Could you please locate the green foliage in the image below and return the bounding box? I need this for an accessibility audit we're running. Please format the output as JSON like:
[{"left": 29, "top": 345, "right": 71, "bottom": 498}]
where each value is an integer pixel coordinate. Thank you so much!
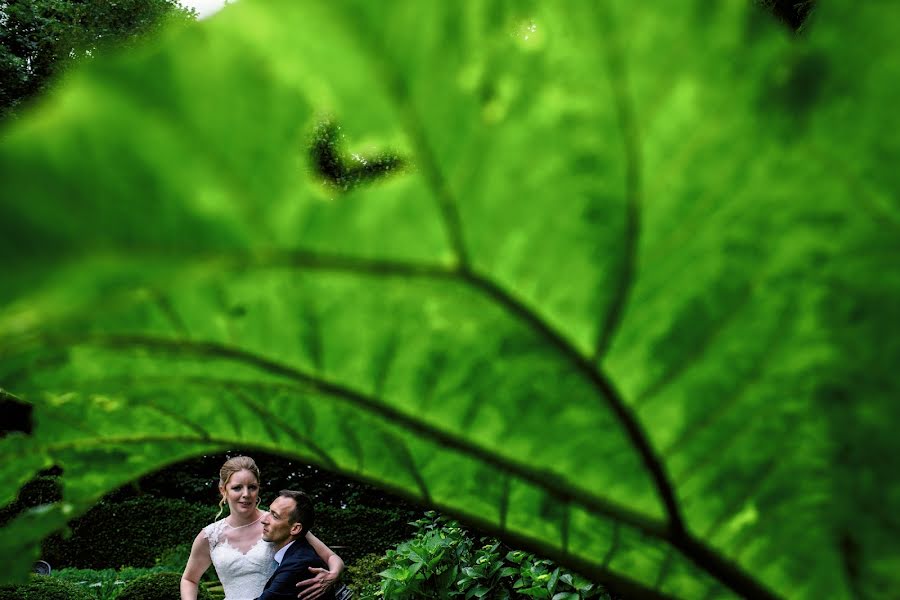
[
  {"left": 0, "top": 575, "right": 94, "bottom": 600},
  {"left": 153, "top": 542, "right": 219, "bottom": 585},
  {"left": 42, "top": 498, "right": 215, "bottom": 569},
  {"left": 53, "top": 565, "right": 202, "bottom": 600},
  {"left": 1, "top": 0, "right": 900, "bottom": 598},
  {"left": 344, "top": 553, "right": 391, "bottom": 599},
  {"left": 54, "top": 568, "right": 133, "bottom": 600},
  {"left": 0, "top": 0, "right": 195, "bottom": 120},
  {"left": 155, "top": 544, "right": 193, "bottom": 574},
  {"left": 379, "top": 513, "right": 610, "bottom": 600},
  {"left": 117, "top": 572, "right": 211, "bottom": 600},
  {"left": 380, "top": 514, "right": 473, "bottom": 599},
  {"left": 136, "top": 451, "right": 421, "bottom": 511}
]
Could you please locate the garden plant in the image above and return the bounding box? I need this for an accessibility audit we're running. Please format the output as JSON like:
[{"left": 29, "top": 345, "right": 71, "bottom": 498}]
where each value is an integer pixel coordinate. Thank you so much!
[
  {"left": 378, "top": 512, "right": 611, "bottom": 599},
  {"left": 116, "top": 572, "right": 212, "bottom": 600},
  {"left": 0, "top": 575, "right": 94, "bottom": 600}
]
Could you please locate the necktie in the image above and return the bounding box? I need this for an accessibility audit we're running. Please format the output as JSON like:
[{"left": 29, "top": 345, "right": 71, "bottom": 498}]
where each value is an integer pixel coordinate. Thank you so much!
[{"left": 271, "top": 559, "right": 279, "bottom": 573}]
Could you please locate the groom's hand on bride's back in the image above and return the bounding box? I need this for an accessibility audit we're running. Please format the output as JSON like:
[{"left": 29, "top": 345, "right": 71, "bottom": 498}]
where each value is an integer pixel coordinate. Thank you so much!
[{"left": 295, "top": 566, "right": 337, "bottom": 600}]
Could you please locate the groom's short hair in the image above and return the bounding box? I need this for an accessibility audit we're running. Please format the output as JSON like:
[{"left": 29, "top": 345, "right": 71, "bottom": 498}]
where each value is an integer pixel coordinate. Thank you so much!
[{"left": 278, "top": 489, "right": 315, "bottom": 535}]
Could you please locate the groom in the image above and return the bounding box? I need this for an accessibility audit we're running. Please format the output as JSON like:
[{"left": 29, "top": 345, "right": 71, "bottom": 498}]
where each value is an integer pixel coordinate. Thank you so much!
[{"left": 256, "top": 490, "right": 336, "bottom": 600}]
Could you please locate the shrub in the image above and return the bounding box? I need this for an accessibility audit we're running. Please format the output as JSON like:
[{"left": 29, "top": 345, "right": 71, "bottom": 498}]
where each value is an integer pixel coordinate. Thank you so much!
[
  {"left": 344, "top": 552, "right": 391, "bottom": 599},
  {"left": 117, "top": 572, "right": 211, "bottom": 600},
  {"left": 316, "top": 505, "right": 417, "bottom": 563},
  {"left": 0, "top": 575, "right": 94, "bottom": 600},
  {"left": 42, "top": 497, "right": 216, "bottom": 569},
  {"left": 379, "top": 514, "right": 473, "bottom": 599},
  {"left": 53, "top": 568, "right": 121, "bottom": 600},
  {"left": 379, "top": 513, "right": 612, "bottom": 599},
  {"left": 54, "top": 566, "right": 177, "bottom": 600}
]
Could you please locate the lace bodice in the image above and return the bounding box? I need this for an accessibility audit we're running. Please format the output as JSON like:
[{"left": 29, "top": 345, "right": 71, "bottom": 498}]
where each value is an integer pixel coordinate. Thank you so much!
[{"left": 203, "top": 516, "right": 275, "bottom": 600}]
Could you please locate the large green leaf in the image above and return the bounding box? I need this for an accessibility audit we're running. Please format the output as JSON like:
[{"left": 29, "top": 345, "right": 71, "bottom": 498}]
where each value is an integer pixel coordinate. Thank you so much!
[{"left": 2, "top": 1, "right": 899, "bottom": 598}]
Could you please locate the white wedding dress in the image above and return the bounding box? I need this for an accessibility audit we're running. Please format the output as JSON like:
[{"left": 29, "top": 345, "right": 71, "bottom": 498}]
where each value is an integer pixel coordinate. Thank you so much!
[{"left": 203, "top": 516, "right": 276, "bottom": 600}]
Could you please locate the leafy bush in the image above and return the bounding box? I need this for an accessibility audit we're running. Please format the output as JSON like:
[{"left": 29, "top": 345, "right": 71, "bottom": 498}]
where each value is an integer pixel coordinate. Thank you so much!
[
  {"left": 117, "top": 572, "right": 211, "bottom": 600},
  {"left": 316, "top": 505, "right": 418, "bottom": 563},
  {"left": 42, "top": 498, "right": 216, "bottom": 569},
  {"left": 380, "top": 514, "right": 473, "bottom": 598},
  {"left": 379, "top": 513, "right": 611, "bottom": 599},
  {"left": 0, "top": 575, "right": 94, "bottom": 600},
  {"left": 53, "top": 568, "right": 122, "bottom": 600},
  {"left": 344, "top": 553, "right": 391, "bottom": 599},
  {"left": 53, "top": 567, "right": 176, "bottom": 600}
]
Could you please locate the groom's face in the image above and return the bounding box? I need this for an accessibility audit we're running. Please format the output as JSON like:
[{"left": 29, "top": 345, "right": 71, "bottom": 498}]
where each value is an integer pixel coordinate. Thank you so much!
[{"left": 261, "top": 495, "right": 301, "bottom": 544}]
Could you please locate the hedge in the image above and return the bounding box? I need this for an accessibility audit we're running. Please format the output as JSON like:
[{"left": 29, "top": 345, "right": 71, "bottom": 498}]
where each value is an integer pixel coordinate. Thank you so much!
[
  {"left": 136, "top": 452, "right": 425, "bottom": 512},
  {"left": 42, "top": 497, "right": 217, "bottom": 569},
  {"left": 117, "top": 572, "right": 211, "bottom": 600},
  {"left": 0, "top": 576, "right": 94, "bottom": 600},
  {"left": 7, "top": 474, "right": 415, "bottom": 569},
  {"left": 315, "top": 505, "right": 417, "bottom": 563}
]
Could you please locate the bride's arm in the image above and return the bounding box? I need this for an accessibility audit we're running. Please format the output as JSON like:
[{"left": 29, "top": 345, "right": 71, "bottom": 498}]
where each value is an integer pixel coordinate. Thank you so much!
[
  {"left": 295, "top": 531, "right": 344, "bottom": 600},
  {"left": 181, "top": 530, "right": 213, "bottom": 600}
]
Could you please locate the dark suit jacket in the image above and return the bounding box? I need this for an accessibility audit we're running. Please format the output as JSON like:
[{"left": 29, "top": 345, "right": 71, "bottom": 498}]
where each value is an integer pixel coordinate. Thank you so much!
[{"left": 255, "top": 537, "right": 335, "bottom": 600}]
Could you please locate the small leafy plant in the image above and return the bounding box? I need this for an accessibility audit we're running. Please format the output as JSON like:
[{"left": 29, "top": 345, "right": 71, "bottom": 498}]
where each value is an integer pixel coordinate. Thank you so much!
[{"left": 379, "top": 513, "right": 611, "bottom": 599}]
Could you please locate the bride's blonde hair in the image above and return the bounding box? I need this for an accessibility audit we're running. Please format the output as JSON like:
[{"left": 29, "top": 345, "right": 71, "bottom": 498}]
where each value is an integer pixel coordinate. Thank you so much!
[{"left": 216, "top": 455, "right": 261, "bottom": 519}]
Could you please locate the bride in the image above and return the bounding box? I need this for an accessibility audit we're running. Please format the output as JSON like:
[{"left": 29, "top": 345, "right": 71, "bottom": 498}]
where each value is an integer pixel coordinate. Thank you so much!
[{"left": 180, "top": 456, "right": 343, "bottom": 600}]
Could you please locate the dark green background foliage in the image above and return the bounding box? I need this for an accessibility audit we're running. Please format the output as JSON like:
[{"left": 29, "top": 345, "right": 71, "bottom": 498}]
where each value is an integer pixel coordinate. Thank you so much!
[
  {"left": 42, "top": 498, "right": 215, "bottom": 569},
  {"left": 0, "top": 0, "right": 195, "bottom": 120},
  {"left": 1, "top": 1, "right": 899, "bottom": 599},
  {"left": 0, "top": 575, "right": 94, "bottom": 600},
  {"left": 1, "top": 454, "right": 419, "bottom": 570},
  {"left": 135, "top": 451, "right": 422, "bottom": 511},
  {"left": 316, "top": 505, "right": 417, "bottom": 563},
  {"left": 117, "top": 572, "right": 211, "bottom": 600}
]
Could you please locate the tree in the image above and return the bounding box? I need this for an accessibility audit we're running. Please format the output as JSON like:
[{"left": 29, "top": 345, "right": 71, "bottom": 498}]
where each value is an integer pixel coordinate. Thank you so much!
[{"left": 0, "top": 0, "right": 195, "bottom": 120}]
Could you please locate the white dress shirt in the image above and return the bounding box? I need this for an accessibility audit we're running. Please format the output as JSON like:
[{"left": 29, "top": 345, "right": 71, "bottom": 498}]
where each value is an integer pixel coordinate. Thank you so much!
[{"left": 273, "top": 540, "right": 296, "bottom": 565}]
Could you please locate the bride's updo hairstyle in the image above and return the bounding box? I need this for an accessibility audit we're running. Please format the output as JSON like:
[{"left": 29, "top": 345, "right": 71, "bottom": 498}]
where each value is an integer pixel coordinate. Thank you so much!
[{"left": 216, "top": 455, "right": 261, "bottom": 519}]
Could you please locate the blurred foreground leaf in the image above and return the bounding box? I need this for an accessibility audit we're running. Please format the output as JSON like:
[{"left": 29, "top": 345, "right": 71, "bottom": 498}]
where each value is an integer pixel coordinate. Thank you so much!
[{"left": 1, "top": 1, "right": 899, "bottom": 598}]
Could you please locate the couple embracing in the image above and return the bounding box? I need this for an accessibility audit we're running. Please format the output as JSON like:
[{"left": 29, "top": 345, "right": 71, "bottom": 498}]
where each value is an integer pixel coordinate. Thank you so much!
[{"left": 180, "top": 456, "right": 342, "bottom": 600}]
